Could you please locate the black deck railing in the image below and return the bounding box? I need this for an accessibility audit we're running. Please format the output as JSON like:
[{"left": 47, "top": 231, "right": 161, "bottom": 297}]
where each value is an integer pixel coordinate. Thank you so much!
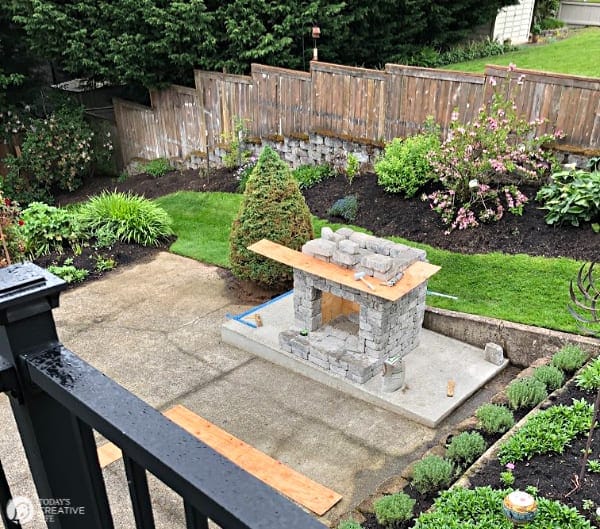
[{"left": 0, "top": 263, "right": 326, "bottom": 529}]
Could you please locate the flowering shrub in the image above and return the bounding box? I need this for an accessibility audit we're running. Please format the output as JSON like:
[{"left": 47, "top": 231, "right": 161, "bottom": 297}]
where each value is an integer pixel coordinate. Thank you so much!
[
  {"left": 0, "top": 107, "right": 30, "bottom": 142},
  {"left": 235, "top": 155, "right": 258, "bottom": 192},
  {"left": 425, "top": 67, "right": 562, "bottom": 231},
  {"left": 0, "top": 192, "right": 26, "bottom": 267},
  {"left": 2, "top": 103, "right": 113, "bottom": 204},
  {"left": 426, "top": 183, "right": 529, "bottom": 232}
]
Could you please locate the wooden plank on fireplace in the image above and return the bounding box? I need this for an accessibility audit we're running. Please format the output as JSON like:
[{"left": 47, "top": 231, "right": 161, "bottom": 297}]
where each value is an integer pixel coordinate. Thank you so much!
[{"left": 249, "top": 239, "right": 440, "bottom": 302}]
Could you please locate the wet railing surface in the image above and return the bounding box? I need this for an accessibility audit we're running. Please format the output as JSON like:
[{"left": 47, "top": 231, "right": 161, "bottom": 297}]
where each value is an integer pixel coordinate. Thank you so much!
[{"left": 0, "top": 263, "right": 326, "bottom": 529}]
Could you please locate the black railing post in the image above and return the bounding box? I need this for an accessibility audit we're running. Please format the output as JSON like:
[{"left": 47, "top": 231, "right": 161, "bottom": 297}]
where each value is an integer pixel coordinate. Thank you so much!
[{"left": 0, "top": 263, "right": 114, "bottom": 529}]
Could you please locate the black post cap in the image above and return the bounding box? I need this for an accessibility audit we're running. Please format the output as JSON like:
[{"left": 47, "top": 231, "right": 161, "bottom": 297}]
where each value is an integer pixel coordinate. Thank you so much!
[{"left": 0, "top": 262, "right": 66, "bottom": 312}]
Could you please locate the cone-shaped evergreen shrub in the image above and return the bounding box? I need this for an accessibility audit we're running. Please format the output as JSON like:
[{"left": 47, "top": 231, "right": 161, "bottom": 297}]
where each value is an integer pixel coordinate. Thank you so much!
[{"left": 229, "top": 146, "right": 313, "bottom": 287}]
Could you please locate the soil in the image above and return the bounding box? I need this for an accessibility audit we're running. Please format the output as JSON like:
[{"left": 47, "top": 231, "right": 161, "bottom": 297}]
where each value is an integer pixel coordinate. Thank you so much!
[
  {"left": 47, "top": 168, "right": 599, "bottom": 525},
  {"left": 57, "top": 168, "right": 598, "bottom": 263}
]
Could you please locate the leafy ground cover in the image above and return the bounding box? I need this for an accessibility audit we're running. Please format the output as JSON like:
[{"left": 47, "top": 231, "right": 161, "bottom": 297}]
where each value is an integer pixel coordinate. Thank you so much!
[
  {"left": 354, "top": 353, "right": 600, "bottom": 529},
  {"left": 447, "top": 27, "right": 600, "bottom": 77}
]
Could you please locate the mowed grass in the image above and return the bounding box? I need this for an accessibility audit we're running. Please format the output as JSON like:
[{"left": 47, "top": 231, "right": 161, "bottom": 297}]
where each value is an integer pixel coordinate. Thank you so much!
[
  {"left": 447, "top": 27, "right": 600, "bottom": 77},
  {"left": 156, "top": 191, "right": 582, "bottom": 333},
  {"left": 155, "top": 191, "right": 242, "bottom": 267}
]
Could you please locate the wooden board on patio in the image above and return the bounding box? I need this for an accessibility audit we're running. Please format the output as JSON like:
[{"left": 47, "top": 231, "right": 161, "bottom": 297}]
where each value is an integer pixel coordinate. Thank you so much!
[{"left": 97, "top": 404, "right": 342, "bottom": 516}]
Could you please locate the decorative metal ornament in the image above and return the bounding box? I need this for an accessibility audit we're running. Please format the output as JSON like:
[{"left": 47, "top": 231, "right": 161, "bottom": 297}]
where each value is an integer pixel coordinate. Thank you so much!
[{"left": 569, "top": 262, "right": 600, "bottom": 336}]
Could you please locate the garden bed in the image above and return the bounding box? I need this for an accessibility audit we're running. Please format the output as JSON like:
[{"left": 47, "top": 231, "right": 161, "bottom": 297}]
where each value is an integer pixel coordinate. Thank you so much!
[
  {"left": 345, "top": 357, "right": 600, "bottom": 529},
  {"left": 56, "top": 168, "right": 598, "bottom": 263}
]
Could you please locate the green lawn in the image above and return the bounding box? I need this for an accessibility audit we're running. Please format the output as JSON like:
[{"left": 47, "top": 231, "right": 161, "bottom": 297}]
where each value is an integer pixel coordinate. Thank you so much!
[
  {"left": 155, "top": 191, "right": 242, "bottom": 268},
  {"left": 155, "top": 191, "right": 582, "bottom": 334},
  {"left": 447, "top": 27, "right": 600, "bottom": 77}
]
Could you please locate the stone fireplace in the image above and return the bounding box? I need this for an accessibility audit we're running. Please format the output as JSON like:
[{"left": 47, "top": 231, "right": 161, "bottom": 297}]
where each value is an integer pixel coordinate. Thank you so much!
[{"left": 249, "top": 228, "right": 440, "bottom": 389}]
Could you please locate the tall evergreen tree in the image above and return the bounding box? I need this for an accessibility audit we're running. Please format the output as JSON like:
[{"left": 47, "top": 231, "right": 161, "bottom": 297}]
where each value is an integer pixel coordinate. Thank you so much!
[{"left": 7, "top": 0, "right": 517, "bottom": 88}]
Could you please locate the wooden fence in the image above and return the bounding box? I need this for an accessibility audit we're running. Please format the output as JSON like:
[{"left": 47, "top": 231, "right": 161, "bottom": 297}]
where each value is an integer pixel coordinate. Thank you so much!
[{"left": 114, "top": 61, "right": 600, "bottom": 164}]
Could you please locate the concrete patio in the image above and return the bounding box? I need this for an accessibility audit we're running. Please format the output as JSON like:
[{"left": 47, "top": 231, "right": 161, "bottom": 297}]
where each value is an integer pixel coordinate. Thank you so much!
[{"left": 0, "top": 252, "right": 516, "bottom": 528}]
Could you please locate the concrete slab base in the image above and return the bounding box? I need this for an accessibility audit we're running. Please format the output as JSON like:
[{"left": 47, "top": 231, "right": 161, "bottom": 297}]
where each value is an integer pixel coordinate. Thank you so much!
[{"left": 222, "top": 292, "right": 508, "bottom": 428}]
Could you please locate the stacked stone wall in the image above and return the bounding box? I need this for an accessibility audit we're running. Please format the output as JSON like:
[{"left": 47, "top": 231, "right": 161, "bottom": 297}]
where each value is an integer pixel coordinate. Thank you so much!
[{"left": 280, "top": 227, "right": 430, "bottom": 384}]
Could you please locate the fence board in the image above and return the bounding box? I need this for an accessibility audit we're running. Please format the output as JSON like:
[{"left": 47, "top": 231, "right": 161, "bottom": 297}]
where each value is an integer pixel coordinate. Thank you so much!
[
  {"left": 114, "top": 99, "right": 161, "bottom": 162},
  {"left": 113, "top": 62, "right": 599, "bottom": 168},
  {"left": 311, "top": 62, "right": 386, "bottom": 140},
  {"left": 484, "top": 65, "right": 600, "bottom": 147}
]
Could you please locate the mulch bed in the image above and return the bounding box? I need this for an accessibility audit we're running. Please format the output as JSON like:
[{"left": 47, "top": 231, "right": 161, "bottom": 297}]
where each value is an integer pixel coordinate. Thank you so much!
[{"left": 51, "top": 168, "right": 597, "bottom": 286}]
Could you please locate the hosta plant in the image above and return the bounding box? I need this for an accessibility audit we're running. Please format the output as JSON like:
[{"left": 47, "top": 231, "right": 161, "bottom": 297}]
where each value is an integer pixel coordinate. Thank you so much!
[{"left": 536, "top": 168, "right": 600, "bottom": 227}]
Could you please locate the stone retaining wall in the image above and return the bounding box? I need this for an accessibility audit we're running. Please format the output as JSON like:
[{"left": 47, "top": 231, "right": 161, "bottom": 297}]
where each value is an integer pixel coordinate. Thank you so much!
[{"left": 186, "top": 133, "right": 384, "bottom": 172}]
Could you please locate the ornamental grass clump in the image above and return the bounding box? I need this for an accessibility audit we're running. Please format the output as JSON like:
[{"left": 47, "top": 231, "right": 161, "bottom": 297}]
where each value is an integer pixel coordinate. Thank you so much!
[
  {"left": 532, "top": 364, "right": 565, "bottom": 391},
  {"left": 505, "top": 376, "right": 548, "bottom": 410},
  {"left": 475, "top": 403, "right": 514, "bottom": 434},
  {"left": 411, "top": 455, "right": 454, "bottom": 495},
  {"left": 445, "top": 431, "right": 487, "bottom": 470},
  {"left": 78, "top": 191, "right": 173, "bottom": 246},
  {"left": 551, "top": 345, "right": 588, "bottom": 374},
  {"left": 229, "top": 146, "right": 313, "bottom": 288},
  {"left": 373, "top": 492, "right": 416, "bottom": 527}
]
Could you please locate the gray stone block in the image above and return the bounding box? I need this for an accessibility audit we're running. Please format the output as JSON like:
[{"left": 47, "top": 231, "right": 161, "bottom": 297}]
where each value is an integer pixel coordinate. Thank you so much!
[
  {"left": 361, "top": 254, "right": 393, "bottom": 273},
  {"left": 365, "top": 238, "right": 394, "bottom": 255},
  {"left": 373, "top": 269, "right": 400, "bottom": 282},
  {"left": 339, "top": 239, "right": 360, "bottom": 254},
  {"left": 290, "top": 336, "right": 310, "bottom": 359},
  {"left": 321, "top": 226, "right": 334, "bottom": 240},
  {"left": 279, "top": 330, "right": 296, "bottom": 352},
  {"left": 333, "top": 250, "right": 360, "bottom": 267},
  {"left": 336, "top": 227, "right": 354, "bottom": 239},
  {"left": 392, "top": 253, "right": 419, "bottom": 272},
  {"left": 382, "top": 357, "right": 405, "bottom": 392},
  {"left": 484, "top": 342, "right": 505, "bottom": 365},
  {"left": 309, "top": 354, "right": 330, "bottom": 369},
  {"left": 349, "top": 232, "right": 373, "bottom": 248},
  {"left": 302, "top": 238, "right": 337, "bottom": 257},
  {"left": 329, "top": 363, "right": 348, "bottom": 376}
]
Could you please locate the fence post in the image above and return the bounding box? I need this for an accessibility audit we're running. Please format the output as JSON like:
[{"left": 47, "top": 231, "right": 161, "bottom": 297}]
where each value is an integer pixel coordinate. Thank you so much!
[{"left": 0, "top": 263, "right": 114, "bottom": 529}]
